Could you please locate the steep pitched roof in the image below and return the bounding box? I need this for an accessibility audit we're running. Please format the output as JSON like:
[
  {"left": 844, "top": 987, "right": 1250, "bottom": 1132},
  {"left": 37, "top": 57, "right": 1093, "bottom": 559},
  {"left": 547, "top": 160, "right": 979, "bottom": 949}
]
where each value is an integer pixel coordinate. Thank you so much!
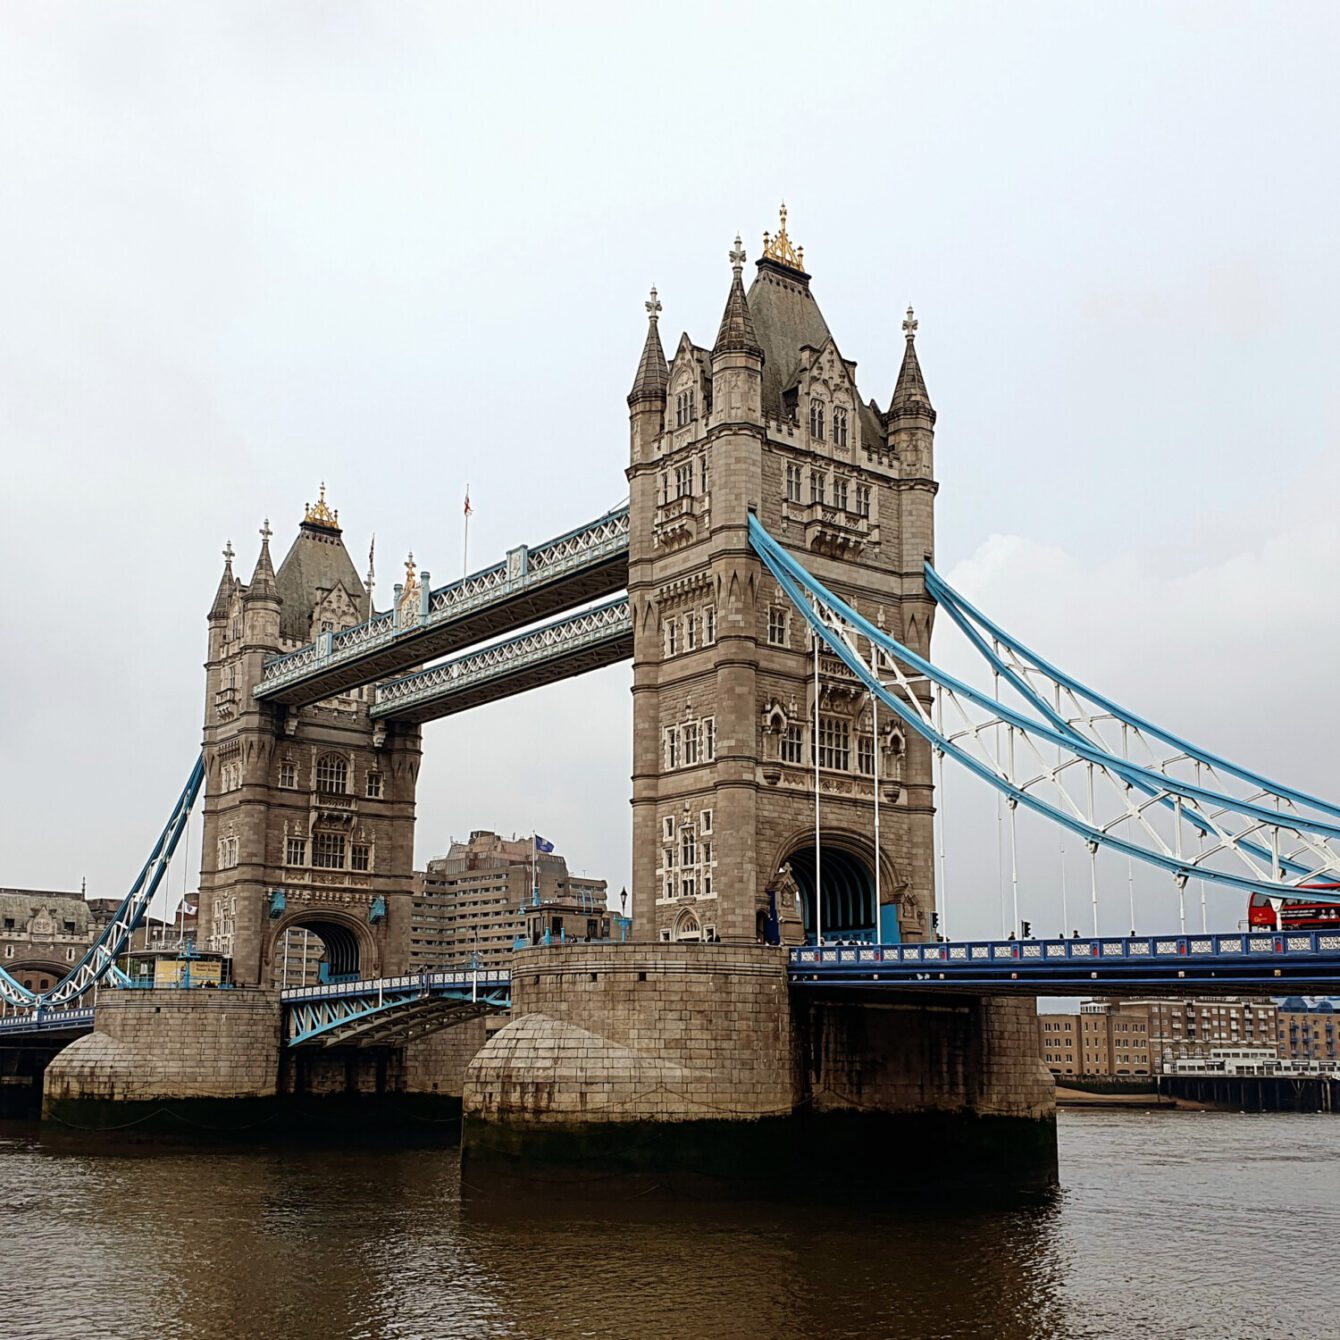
[
  {"left": 746, "top": 260, "right": 832, "bottom": 418},
  {"left": 889, "top": 308, "right": 935, "bottom": 422},
  {"left": 274, "top": 521, "right": 369, "bottom": 643},
  {"left": 208, "top": 544, "right": 236, "bottom": 621},
  {"left": 713, "top": 244, "right": 763, "bottom": 359},
  {"left": 244, "top": 525, "right": 279, "bottom": 604}
]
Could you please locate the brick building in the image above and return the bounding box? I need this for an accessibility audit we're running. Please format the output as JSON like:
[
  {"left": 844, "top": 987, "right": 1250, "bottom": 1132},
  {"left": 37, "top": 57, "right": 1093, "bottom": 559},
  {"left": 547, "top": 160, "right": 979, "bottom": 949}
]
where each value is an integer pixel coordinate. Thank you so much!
[
  {"left": 1276, "top": 997, "right": 1340, "bottom": 1063},
  {"left": 411, "top": 831, "right": 611, "bottom": 971}
]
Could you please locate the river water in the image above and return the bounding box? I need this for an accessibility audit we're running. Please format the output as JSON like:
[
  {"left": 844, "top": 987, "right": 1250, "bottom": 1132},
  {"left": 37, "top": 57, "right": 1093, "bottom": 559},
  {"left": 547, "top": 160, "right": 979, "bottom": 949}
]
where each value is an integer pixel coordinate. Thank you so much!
[{"left": 0, "top": 1110, "right": 1336, "bottom": 1340}]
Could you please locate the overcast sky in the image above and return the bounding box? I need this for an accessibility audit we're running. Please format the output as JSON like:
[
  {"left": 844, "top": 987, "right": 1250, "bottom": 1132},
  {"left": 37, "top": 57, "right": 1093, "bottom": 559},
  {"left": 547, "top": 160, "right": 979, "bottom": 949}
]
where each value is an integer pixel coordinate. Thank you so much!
[{"left": 2, "top": 3, "right": 1337, "bottom": 941}]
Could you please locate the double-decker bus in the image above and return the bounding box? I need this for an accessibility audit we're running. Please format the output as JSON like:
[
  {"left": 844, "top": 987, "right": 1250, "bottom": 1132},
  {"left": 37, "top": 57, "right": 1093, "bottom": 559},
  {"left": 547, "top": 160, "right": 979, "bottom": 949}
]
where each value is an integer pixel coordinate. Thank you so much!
[{"left": 1247, "top": 885, "right": 1340, "bottom": 931}]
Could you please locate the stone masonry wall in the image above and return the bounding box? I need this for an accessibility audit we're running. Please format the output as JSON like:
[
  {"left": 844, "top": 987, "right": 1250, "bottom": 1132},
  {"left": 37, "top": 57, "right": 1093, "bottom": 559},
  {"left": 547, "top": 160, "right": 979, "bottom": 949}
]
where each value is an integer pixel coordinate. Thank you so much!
[
  {"left": 465, "top": 944, "right": 796, "bottom": 1124},
  {"left": 43, "top": 989, "right": 281, "bottom": 1104}
]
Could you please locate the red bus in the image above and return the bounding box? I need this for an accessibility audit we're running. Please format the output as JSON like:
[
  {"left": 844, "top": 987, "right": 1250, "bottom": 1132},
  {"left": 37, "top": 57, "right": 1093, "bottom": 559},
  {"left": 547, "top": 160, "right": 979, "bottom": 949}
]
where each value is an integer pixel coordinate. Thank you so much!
[{"left": 1248, "top": 885, "right": 1340, "bottom": 931}]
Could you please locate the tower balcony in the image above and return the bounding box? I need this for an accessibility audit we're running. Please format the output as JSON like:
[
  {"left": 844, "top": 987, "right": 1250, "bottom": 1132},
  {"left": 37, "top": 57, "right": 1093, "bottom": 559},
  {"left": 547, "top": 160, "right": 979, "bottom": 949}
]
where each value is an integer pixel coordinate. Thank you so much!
[
  {"left": 783, "top": 499, "right": 877, "bottom": 558},
  {"left": 654, "top": 494, "right": 702, "bottom": 548},
  {"left": 213, "top": 686, "right": 240, "bottom": 720}
]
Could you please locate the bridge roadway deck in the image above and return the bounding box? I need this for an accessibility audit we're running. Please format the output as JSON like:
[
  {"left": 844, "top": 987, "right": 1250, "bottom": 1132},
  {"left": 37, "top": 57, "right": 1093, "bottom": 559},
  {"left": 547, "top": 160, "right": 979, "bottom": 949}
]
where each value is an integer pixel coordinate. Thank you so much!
[
  {"left": 256, "top": 508, "right": 629, "bottom": 708},
  {"left": 790, "top": 931, "right": 1340, "bottom": 996}
]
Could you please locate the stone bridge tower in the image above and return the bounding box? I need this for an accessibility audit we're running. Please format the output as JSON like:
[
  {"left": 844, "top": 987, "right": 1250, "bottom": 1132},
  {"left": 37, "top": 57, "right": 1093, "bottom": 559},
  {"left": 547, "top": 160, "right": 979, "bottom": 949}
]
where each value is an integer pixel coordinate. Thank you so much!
[
  {"left": 198, "top": 490, "right": 421, "bottom": 987},
  {"left": 626, "top": 209, "right": 938, "bottom": 947}
]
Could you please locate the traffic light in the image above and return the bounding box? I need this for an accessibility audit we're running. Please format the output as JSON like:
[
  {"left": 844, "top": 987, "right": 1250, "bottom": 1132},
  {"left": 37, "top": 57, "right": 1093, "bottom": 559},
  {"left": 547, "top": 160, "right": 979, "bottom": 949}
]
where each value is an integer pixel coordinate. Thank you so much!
[
  {"left": 1021, "top": 920, "right": 1032, "bottom": 939},
  {"left": 931, "top": 911, "right": 940, "bottom": 930}
]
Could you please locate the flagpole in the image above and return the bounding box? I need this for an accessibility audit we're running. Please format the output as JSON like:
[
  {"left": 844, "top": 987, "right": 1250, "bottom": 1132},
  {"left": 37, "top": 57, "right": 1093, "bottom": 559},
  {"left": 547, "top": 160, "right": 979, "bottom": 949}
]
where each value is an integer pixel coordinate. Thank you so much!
[{"left": 463, "top": 484, "right": 471, "bottom": 577}]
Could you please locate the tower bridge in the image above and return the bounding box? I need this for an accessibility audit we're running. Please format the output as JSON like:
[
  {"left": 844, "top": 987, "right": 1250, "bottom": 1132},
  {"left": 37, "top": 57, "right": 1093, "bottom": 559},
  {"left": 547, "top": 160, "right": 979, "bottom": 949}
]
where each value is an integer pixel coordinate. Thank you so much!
[{"left": 12, "top": 208, "right": 1340, "bottom": 1195}]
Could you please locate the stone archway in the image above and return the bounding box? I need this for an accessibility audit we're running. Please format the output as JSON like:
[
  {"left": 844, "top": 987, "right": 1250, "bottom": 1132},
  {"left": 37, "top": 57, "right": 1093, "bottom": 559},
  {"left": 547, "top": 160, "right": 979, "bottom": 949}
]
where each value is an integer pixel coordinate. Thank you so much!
[
  {"left": 265, "top": 911, "right": 375, "bottom": 987},
  {"left": 6, "top": 960, "right": 69, "bottom": 994},
  {"left": 773, "top": 830, "right": 901, "bottom": 945}
]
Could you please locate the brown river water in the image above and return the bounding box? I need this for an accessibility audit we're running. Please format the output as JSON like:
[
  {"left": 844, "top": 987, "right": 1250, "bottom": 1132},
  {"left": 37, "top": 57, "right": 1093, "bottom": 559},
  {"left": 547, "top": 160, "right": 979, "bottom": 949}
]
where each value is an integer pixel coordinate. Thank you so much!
[{"left": 0, "top": 1110, "right": 1337, "bottom": 1340}]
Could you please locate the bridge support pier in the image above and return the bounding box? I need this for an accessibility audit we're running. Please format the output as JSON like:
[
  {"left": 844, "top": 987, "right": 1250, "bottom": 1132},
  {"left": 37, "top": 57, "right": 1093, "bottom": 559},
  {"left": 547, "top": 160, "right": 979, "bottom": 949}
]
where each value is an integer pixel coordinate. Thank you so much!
[{"left": 461, "top": 946, "right": 1056, "bottom": 1200}]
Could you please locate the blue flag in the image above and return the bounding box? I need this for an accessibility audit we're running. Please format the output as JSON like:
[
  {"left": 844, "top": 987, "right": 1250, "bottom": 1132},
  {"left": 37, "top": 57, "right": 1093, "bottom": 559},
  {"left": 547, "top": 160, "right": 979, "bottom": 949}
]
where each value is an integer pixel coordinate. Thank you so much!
[{"left": 534, "top": 834, "right": 555, "bottom": 853}]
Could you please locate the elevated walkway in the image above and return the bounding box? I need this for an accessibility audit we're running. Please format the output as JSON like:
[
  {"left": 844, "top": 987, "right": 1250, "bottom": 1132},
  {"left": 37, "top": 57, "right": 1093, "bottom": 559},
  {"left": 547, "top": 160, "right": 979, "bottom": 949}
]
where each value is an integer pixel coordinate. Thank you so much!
[{"left": 256, "top": 508, "right": 629, "bottom": 707}]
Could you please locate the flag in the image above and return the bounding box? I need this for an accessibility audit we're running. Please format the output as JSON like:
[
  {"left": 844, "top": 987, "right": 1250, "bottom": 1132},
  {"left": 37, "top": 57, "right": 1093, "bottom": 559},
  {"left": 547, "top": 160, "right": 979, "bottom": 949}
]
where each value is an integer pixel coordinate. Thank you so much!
[
  {"left": 534, "top": 834, "right": 555, "bottom": 853},
  {"left": 463, "top": 486, "right": 473, "bottom": 518}
]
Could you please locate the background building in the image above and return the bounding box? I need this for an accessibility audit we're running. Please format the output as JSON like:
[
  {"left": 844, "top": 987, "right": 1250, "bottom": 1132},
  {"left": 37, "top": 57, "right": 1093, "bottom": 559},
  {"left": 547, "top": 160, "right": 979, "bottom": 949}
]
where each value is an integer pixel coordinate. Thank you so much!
[
  {"left": 1276, "top": 998, "right": 1340, "bottom": 1064},
  {"left": 410, "top": 831, "right": 614, "bottom": 971}
]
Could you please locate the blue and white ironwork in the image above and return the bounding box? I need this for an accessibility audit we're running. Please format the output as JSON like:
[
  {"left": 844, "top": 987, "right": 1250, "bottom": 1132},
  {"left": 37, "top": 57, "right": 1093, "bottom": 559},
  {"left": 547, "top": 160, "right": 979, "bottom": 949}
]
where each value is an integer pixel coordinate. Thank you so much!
[
  {"left": 748, "top": 516, "right": 1340, "bottom": 908},
  {"left": 790, "top": 933, "right": 1340, "bottom": 995},
  {"left": 282, "top": 969, "right": 511, "bottom": 1047},
  {"left": 257, "top": 506, "right": 630, "bottom": 698},
  {"left": 0, "top": 1007, "right": 96, "bottom": 1038},
  {"left": 372, "top": 596, "right": 631, "bottom": 720},
  {"left": 0, "top": 756, "right": 204, "bottom": 1011}
]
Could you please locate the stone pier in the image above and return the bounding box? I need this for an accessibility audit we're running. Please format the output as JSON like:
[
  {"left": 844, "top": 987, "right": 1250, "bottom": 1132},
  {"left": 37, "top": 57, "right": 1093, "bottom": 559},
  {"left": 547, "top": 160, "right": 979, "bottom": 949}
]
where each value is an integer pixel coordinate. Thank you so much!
[{"left": 461, "top": 944, "right": 1056, "bottom": 1199}]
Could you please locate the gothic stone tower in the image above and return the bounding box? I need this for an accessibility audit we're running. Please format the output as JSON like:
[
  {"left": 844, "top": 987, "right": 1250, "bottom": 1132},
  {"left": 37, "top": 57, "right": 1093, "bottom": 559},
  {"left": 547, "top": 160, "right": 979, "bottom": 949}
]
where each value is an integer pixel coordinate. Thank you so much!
[
  {"left": 199, "top": 490, "right": 422, "bottom": 987},
  {"left": 626, "top": 210, "right": 938, "bottom": 947}
]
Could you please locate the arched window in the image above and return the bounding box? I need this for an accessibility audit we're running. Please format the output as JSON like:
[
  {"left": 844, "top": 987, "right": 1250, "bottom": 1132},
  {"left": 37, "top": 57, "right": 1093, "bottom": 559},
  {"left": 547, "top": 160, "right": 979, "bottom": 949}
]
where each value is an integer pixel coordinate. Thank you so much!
[
  {"left": 832, "top": 406, "right": 849, "bottom": 448},
  {"left": 674, "top": 910, "right": 702, "bottom": 942},
  {"left": 810, "top": 400, "right": 825, "bottom": 439},
  {"left": 315, "top": 754, "right": 348, "bottom": 795}
]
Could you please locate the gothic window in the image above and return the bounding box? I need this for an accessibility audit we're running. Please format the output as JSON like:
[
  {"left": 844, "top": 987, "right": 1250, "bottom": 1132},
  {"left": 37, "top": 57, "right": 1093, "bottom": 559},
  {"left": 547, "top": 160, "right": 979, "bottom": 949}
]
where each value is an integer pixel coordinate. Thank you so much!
[
  {"left": 857, "top": 484, "right": 872, "bottom": 519},
  {"left": 675, "top": 388, "right": 697, "bottom": 427},
  {"left": 681, "top": 872, "right": 697, "bottom": 898},
  {"left": 665, "top": 726, "right": 681, "bottom": 769},
  {"left": 785, "top": 462, "right": 802, "bottom": 502},
  {"left": 810, "top": 400, "right": 825, "bottom": 440},
  {"left": 833, "top": 477, "right": 849, "bottom": 512},
  {"left": 701, "top": 808, "right": 713, "bottom": 834},
  {"left": 701, "top": 456, "right": 710, "bottom": 493},
  {"left": 230, "top": 616, "right": 241, "bottom": 641},
  {"left": 809, "top": 470, "right": 825, "bottom": 505},
  {"left": 858, "top": 734, "right": 875, "bottom": 775},
  {"left": 665, "top": 620, "right": 679, "bottom": 657},
  {"left": 704, "top": 717, "right": 716, "bottom": 761},
  {"left": 315, "top": 754, "right": 348, "bottom": 795},
  {"left": 781, "top": 724, "right": 805, "bottom": 764},
  {"left": 685, "top": 614, "right": 697, "bottom": 651},
  {"left": 674, "top": 910, "right": 702, "bottom": 941},
  {"left": 285, "top": 836, "right": 306, "bottom": 866},
  {"left": 818, "top": 716, "right": 851, "bottom": 771},
  {"left": 321, "top": 621, "right": 334, "bottom": 634},
  {"left": 683, "top": 722, "right": 700, "bottom": 766},
  {"left": 767, "top": 606, "right": 788, "bottom": 646},
  {"left": 663, "top": 871, "right": 676, "bottom": 900},
  {"left": 681, "top": 827, "right": 697, "bottom": 868},
  {"left": 663, "top": 815, "right": 676, "bottom": 841},
  {"left": 313, "top": 832, "right": 346, "bottom": 869},
  {"left": 279, "top": 761, "right": 298, "bottom": 789},
  {"left": 675, "top": 463, "right": 693, "bottom": 498},
  {"left": 832, "top": 406, "right": 849, "bottom": 448},
  {"left": 704, "top": 606, "right": 717, "bottom": 643},
  {"left": 365, "top": 771, "right": 383, "bottom": 799},
  {"left": 351, "top": 843, "right": 371, "bottom": 872}
]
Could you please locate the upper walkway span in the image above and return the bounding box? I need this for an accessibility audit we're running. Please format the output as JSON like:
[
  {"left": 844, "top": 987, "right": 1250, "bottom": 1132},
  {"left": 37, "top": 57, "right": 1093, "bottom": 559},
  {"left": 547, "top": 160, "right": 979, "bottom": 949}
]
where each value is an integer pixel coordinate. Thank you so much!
[{"left": 255, "top": 507, "right": 629, "bottom": 708}]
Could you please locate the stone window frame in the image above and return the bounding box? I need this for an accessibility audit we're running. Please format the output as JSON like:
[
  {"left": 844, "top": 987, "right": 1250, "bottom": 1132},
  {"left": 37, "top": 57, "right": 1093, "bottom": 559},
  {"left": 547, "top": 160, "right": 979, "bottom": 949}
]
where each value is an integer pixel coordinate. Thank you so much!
[
  {"left": 285, "top": 835, "right": 307, "bottom": 866},
  {"left": 365, "top": 770, "right": 383, "bottom": 799},
  {"left": 857, "top": 484, "right": 872, "bottom": 519},
  {"left": 664, "top": 725, "right": 681, "bottom": 770},
  {"left": 703, "top": 605, "right": 717, "bottom": 644},
  {"left": 817, "top": 715, "right": 851, "bottom": 771},
  {"left": 279, "top": 760, "right": 299, "bottom": 789},
  {"left": 809, "top": 469, "right": 826, "bottom": 506},
  {"left": 683, "top": 721, "right": 700, "bottom": 767},
  {"left": 809, "top": 399, "right": 825, "bottom": 440},
  {"left": 315, "top": 753, "right": 349, "bottom": 796},
  {"left": 351, "top": 842, "right": 371, "bottom": 872},
  {"left": 767, "top": 606, "right": 788, "bottom": 647},
  {"left": 700, "top": 455, "right": 710, "bottom": 494},
  {"left": 703, "top": 717, "right": 716, "bottom": 762},
  {"left": 312, "top": 831, "right": 346, "bottom": 869},
  {"left": 832, "top": 405, "right": 849, "bottom": 449},
  {"left": 685, "top": 613, "right": 697, "bottom": 651},
  {"left": 833, "top": 476, "right": 849, "bottom": 512},
  {"left": 675, "top": 462, "right": 693, "bottom": 498},
  {"left": 785, "top": 462, "right": 803, "bottom": 502},
  {"left": 781, "top": 723, "right": 805, "bottom": 764},
  {"left": 665, "top": 619, "right": 679, "bottom": 657}
]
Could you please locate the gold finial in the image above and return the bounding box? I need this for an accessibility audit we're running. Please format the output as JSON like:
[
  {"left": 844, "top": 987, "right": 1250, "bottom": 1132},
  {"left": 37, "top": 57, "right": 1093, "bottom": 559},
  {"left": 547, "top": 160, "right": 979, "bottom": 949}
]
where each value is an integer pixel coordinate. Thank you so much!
[
  {"left": 399, "top": 551, "right": 420, "bottom": 612},
  {"left": 303, "top": 481, "right": 342, "bottom": 531},
  {"left": 903, "top": 305, "right": 918, "bottom": 340},
  {"left": 761, "top": 201, "right": 805, "bottom": 271},
  {"left": 646, "top": 286, "right": 662, "bottom": 321}
]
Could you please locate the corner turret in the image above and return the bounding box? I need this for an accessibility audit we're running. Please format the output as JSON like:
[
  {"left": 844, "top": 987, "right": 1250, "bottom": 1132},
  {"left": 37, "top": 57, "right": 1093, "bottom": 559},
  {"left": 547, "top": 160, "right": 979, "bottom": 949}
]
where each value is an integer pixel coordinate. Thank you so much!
[
  {"left": 710, "top": 236, "right": 763, "bottom": 425},
  {"left": 627, "top": 287, "right": 668, "bottom": 464}
]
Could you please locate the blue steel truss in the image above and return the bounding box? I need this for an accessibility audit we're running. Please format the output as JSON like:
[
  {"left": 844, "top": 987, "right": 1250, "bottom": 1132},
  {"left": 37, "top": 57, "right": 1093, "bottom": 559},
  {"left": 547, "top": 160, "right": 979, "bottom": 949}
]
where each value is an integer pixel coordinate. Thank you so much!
[
  {"left": 372, "top": 596, "right": 631, "bottom": 722},
  {"left": 790, "top": 933, "right": 1340, "bottom": 996},
  {"left": 256, "top": 506, "right": 630, "bottom": 705},
  {"left": 0, "top": 756, "right": 203, "bottom": 1012},
  {"left": 282, "top": 970, "right": 511, "bottom": 1047},
  {"left": 747, "top": 516, "right": 1340, "bottom": 904}
]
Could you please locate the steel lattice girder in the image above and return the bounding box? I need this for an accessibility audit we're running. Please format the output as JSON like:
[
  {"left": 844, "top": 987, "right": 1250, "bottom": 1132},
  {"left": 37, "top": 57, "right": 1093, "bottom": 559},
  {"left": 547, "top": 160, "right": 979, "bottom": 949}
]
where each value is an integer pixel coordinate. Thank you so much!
[{"left": 748, "top": 517, "right": 1340, "bottom": 901}]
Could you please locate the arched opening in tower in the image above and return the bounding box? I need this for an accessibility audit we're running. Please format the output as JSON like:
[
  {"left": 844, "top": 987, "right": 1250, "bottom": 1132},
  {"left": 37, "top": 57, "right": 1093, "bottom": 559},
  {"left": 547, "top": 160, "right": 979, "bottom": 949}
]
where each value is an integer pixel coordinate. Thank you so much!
[
  {"left": 787, "top": 846, "right": 878, "bottom": 945},
  {"left": 270, "top": 920, "right": 364, "bottom": 988}
]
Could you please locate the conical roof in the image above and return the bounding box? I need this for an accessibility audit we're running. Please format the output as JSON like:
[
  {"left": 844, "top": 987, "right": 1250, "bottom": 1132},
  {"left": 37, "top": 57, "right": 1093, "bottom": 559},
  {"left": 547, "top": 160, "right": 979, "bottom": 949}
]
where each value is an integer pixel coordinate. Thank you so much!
[
  {"left": 628, "top": 287, "right": 669, "bottom": 402},
  {"left": 208, "top": 542, "right": 236, "bottom": 621},
  {"left": 244, "top": 523, "right": 280, "bottom": 604},
  {"left": 274, "top": 497, "right": 369, "bottom": 642},
  {"left": 712, "top": 238, "right": 763, "bottom": 360},
  {"left": 889, "top": 307, "right": 935, "bottom": 422}
]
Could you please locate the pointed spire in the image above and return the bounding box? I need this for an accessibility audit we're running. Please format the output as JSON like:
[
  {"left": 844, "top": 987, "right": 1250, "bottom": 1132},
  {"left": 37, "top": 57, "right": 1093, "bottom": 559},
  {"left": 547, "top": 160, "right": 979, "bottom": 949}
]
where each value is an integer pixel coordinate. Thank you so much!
[
  {"left": 627, "top": 285, "right": 669, "bottom": 403},
  {"left": 890, "top": 305, "right": 935, "bottom": 422},
  {"left": 713, "top": 236, "right": 762, "bottom": 360},
  {"left": 245, "top": 519, "right": 279, "bottom": 603},
  {"left": 208, "top": 539, "right": 236, "bottom": 621}
]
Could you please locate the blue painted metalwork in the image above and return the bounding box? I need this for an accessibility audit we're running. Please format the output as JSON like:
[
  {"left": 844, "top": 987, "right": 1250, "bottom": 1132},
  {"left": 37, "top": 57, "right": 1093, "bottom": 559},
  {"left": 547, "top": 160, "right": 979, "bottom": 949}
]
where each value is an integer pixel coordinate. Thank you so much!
[
  {"left": 790, "top": 931, "right": 1340, "bottom": 995},
  {"left": 282, "top": 969, "right": 511, "bottom": 1047},
  {"left": 747, "top": 516, "right": 1340, "bottom": 900},
  {"left": 256, "top": 506, "right": 630, "bottom": 701},
  {"left": 368, "top": 896, "right": 387, "bottom": 924},
  {"left": 0, "top": 756, "right": 204, "bottom": 1012},
  {"left": 0, "top": 1008, "right": 95, "bottom": 1039},
  {"left": 267, "top": 889, "right": 286, "bottom": 919}
]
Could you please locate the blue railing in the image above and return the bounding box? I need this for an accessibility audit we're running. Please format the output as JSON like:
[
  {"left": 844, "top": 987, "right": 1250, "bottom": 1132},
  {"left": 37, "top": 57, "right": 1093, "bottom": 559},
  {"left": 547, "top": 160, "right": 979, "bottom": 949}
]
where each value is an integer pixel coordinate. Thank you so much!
[{"left": 0, "top": 1008, "right": 95, "bottom": 1035}]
